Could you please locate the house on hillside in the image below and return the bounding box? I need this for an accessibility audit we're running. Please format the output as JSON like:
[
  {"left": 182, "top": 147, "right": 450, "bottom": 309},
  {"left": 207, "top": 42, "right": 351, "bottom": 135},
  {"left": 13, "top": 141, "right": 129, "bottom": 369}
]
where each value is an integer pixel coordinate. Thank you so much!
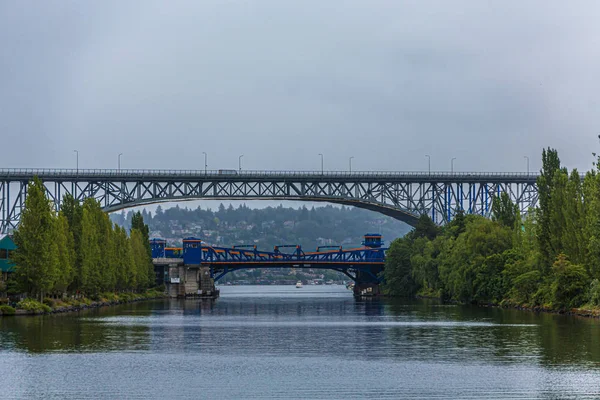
[{"left": 0, "top": 234, "right": 16, "bottom": 282}]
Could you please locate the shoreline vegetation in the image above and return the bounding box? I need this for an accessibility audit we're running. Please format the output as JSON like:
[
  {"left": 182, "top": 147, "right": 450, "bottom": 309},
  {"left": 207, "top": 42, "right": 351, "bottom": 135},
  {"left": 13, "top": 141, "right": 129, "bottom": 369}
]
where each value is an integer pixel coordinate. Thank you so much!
[
  {"left": 383, "top": 147, "right": 600, "bottom": 319},
  {"left": 413, "top": 294, "right": 600, "bottom": 319},
  {"left": 1, "top": 177, "right": 161, "bottom": 316},
  {"left": 0, "top": 288, "right": 166, "bottom": 316}
]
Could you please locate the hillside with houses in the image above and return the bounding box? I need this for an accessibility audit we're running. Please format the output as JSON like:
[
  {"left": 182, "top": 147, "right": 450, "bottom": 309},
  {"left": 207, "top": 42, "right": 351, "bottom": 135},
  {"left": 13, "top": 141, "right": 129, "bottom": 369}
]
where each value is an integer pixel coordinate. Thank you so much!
[{"left": 111, "top": 204, "right": 410, "bottom": 250}]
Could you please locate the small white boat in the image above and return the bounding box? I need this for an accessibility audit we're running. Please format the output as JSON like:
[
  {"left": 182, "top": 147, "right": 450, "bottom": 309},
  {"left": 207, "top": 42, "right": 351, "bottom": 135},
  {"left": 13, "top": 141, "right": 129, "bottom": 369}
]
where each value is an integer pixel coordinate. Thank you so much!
[{"left": 295, "top": 281, "right": 303, "bottom": 288}]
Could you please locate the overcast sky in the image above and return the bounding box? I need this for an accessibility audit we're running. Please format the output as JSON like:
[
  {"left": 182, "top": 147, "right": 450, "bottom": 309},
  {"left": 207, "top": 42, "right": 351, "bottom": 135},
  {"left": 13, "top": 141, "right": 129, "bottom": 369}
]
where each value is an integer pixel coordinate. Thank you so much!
[{"left": 1, "top": 1, "right": 599, "bottom": 174}]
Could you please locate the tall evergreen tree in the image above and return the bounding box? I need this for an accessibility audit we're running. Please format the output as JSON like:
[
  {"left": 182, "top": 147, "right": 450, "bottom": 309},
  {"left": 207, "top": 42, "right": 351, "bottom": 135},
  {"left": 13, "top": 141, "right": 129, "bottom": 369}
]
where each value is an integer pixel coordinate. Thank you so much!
[
  {"left": 61, "top": 194, "right": 83, "bottom": 290},
  {"left": 131, "top": 211, "right": 151, "bottom": 257},
  {"left": 54, "top": 212, "right": 75, "bottom": 295},
  {"left": 80, "top": 199, "right": 102, "bottom": 294},
  {"left": 13, "top": 177, "right": 59, "bottom": 299},
  {"left": 536, "top": 148, "right": 561, "bottom": 274}
]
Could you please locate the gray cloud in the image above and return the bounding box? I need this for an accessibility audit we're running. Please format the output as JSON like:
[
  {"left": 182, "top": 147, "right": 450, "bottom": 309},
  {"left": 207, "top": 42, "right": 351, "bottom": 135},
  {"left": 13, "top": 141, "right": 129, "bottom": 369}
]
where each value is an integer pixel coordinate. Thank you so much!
[{"left": 1, "top": 1, "right": 599, "bottom": 174}]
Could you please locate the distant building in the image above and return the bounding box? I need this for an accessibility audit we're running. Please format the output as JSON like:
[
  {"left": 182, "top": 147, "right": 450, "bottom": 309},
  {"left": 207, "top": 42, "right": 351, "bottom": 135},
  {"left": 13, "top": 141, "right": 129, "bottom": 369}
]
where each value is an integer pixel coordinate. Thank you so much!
[{"left": 0, "top": 234, "right": 16, "bottom": 282}]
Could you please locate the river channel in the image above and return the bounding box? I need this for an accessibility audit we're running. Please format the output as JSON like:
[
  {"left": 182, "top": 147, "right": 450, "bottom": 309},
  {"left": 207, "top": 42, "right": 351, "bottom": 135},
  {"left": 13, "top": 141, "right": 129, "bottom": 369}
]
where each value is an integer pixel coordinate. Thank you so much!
[{"left": 1, "top": 285, "right": 600, "bottom": 399}]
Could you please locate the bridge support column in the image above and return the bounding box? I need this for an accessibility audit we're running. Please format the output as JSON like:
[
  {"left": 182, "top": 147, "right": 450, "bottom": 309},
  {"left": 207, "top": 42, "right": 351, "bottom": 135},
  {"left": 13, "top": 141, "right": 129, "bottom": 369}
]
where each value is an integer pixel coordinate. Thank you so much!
[
  {"left": 353, "top": 282, "right": 381, "bottom": 297},
  {"left": 198, "top": 265, "right": 218, "bottom": 298}
]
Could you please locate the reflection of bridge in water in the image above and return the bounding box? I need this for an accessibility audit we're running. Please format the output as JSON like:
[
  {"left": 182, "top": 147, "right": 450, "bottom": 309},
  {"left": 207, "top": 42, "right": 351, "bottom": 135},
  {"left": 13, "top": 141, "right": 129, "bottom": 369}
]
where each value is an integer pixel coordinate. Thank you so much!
[
  {"left": 1, "top": 169, "right": 539, "bottom": 233},
  {"left": 151, "top": 234, "right": 386, "bottom": 297}
]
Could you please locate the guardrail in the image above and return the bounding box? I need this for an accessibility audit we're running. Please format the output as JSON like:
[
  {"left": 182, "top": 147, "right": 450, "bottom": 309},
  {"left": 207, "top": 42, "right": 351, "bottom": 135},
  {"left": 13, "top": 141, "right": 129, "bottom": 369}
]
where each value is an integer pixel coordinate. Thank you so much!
[{"left": 0, "top": 168, "right": 542, "bottom": 179}]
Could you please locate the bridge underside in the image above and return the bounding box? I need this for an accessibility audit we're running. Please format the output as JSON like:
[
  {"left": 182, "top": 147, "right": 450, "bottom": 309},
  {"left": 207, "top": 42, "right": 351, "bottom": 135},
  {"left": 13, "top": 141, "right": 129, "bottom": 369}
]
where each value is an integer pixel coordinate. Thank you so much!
[
  {"left": 207, "top": 263, "right": 385, "bottom": 284},
  {"left": 0, "top": 170, "right": 539, "bottom": 233}
]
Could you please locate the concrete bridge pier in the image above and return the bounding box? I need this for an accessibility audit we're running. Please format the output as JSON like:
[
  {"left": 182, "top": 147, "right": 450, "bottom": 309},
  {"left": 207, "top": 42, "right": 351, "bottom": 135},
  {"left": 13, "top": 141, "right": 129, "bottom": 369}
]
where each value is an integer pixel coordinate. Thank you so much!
[
  {"left": 166, "top": 265, "right": 218, "bottom": 298},
  {"left": 353, "top": 282, "right": 381, "bottom": 297}
]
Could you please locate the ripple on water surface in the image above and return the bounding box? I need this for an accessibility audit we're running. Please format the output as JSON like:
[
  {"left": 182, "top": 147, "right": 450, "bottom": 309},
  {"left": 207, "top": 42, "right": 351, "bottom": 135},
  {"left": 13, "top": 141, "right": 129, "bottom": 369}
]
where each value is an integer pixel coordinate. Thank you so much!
[{"left": 1, "top": 285, "right": 599, "bottom": 399}]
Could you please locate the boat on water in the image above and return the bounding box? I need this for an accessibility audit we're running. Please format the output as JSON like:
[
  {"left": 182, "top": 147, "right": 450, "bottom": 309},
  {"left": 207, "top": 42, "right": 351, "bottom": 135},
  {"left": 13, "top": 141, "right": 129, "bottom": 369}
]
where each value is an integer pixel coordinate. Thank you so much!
[{"left": 296, "top": 281, "right": 303, "bottom": 288}]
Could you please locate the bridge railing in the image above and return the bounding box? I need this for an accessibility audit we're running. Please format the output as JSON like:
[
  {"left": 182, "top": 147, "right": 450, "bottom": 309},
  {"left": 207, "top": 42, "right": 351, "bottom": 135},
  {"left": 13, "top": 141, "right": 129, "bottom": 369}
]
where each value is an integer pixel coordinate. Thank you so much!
[{"left": 0, "top": 168, "right": 542, "bottom": 179}]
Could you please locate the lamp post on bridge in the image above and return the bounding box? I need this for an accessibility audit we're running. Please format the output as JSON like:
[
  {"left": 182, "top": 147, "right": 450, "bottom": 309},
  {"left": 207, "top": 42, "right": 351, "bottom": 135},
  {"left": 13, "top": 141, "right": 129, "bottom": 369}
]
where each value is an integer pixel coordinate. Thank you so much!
[
  {"left": 73, "top": 150, "right": 79, "bottom": 174},
  {"left": 239, "top": 154, "right": 244, "bottom": 172},
  {"left": 118, "top": 153, "right": 123, "bottom": 172},
  {"left": 451, "top": 157, "right": 456, "bottom": 173},
  {"left": 349, "top": 156, "right": 354, "bottom": 173},
  {"left": 425, "top": 154, "right": 430, "bottom": 175},
  {"left": 524, "top": 155, "right": 529, "bottom": 175},
  {"left": 318, "top": 153, "right": 324, "bottom": 175},
  {"left": 202, "top": 152, "right": 207, "bottom": 175}
]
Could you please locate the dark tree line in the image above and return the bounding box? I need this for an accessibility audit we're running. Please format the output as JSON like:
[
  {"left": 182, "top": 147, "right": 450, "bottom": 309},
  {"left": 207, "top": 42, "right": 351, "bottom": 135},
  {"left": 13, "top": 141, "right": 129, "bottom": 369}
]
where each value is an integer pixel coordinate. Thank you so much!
[
  {"left": 12, "top": 177, "right": 154, "bottom": 299},
  {"left": 384, "top": 148, "right": 600, "bottom": 310}
]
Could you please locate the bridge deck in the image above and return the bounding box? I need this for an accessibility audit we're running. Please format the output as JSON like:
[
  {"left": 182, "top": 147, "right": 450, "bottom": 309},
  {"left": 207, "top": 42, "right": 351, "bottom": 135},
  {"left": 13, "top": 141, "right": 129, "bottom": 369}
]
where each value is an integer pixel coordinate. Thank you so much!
[{"left": 0, "top": 168, "right": 539, "bottom": 183}]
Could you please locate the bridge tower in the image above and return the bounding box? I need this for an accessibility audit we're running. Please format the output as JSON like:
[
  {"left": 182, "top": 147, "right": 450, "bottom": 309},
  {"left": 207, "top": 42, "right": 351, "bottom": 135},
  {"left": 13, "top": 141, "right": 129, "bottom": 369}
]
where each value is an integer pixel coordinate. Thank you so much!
[{"left": 353, "top": 234, "right": 385, "bottom": 296}]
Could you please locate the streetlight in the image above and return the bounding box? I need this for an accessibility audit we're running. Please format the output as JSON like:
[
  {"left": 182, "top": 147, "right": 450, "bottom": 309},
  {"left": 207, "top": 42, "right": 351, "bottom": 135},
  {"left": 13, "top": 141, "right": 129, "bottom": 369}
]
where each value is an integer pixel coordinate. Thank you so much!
[
  {"left": 73, "top": 150, "right": 79, "bottom": 174},
  {"left": 425, "top": 155, "right": 431, "bottom": 175},
  {"left": 451, "top": 157, "right": 456, "bottom": 173},
  {"left": 524, "top": 156, "right": 529, "bottom": 174},
  {"left": 118, "top": 153, "right": 123, "bottom": 171},
  {"left": 318, "top": 153, "right": 324, "bottom": 174},
  {"left": 202, "top": 152, "right": 207, "bottom": 175},
  {"left": 238, "top": 154, "right": 244, "bottom": 172},
  {"left": 349, "top": 156, "right": 354, "bottom": 173}
]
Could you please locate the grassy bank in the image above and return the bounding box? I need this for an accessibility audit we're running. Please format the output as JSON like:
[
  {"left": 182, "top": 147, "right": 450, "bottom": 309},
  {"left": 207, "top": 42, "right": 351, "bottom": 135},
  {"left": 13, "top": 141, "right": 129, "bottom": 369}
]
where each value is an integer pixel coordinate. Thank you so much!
[{"left": 0, "top": 288, "right": 166, "bottom": 316}]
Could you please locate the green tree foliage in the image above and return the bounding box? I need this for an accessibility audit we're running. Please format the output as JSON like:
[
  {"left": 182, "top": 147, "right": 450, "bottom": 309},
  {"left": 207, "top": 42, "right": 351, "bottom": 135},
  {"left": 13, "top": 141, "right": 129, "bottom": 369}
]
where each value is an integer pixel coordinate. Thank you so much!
[
  {"left": 383, "top": 146, "right": 600, "bottom": 311},
  {"left": 54, "top": 213, "right": 75, "bottom": 295},
  {"left": 61, "top": 194, "right": 83, "bottom": 290},
  {"left": 537, "top": 148, "right": 561, "bottom": 275},
  {"left": 12, "top": 178, "right": 157, "bottom": 298},
  {"left": 131, "top": 211, "right": 151, "bottom": 256},
  {"left": 13, "top": 177, "right": 59, "bottom": 299},
  {"left": 492, "top": 193, "right": 518, "bottom": 228},
  {"left": 383, "top": 237, "right": 417, "bottom": 297},
  {"left": 550, "top": 254, "right": 589, "bottom": 309}
]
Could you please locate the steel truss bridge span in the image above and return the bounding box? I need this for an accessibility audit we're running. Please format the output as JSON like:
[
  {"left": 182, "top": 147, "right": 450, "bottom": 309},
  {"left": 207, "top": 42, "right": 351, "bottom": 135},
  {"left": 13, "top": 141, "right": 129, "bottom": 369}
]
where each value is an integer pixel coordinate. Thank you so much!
[{"left": 0, "top": 168, "right": 539, "bottom": 233}]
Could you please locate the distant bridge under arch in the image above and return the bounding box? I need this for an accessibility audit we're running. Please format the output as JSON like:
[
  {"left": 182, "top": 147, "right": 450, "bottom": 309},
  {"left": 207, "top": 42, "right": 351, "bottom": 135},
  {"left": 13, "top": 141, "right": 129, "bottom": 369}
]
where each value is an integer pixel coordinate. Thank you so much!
[{"left": 0, "top": 169, "right": 539, "bottom": 233}]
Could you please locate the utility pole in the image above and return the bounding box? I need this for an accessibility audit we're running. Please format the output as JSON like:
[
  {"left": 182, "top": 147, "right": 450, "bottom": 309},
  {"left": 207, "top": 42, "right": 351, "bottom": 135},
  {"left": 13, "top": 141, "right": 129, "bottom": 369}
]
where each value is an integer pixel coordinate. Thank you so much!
[
  {"left": 202, "top": 152, "right": 207, "bottom": 175},
  {"left": 319, "top": 153, "right": 324, "bottom": 174},
  {"left": 425, "top": 155, "right": 431, "bottom": 175},
  {"left": 239, "top": 154, "right": 244, "bottom": 172},
  {"left": 524, "top": 155, "right": 529, "bottom": 175},
  {"left": 349, "top": 156, "right": 354, "bottom": 173},
  {"left": 118, "top": 153, "right": 123, "bottom": 171},
  {"left": 74, "top": 150, "right": 79, "bottom": 174},
  {"left": 451, "top": 157, "right": 456, "bottom": 173}
]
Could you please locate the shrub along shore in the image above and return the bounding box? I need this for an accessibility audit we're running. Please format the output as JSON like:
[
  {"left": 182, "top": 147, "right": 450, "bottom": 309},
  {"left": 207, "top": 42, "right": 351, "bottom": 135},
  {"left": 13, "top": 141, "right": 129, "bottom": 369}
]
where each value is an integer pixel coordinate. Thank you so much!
[
  {"left": 0, "top": 288, "right": 166, "bottom": 316},
  {"left": 383, "top": 147, "right": 600, "bottom": 319}
]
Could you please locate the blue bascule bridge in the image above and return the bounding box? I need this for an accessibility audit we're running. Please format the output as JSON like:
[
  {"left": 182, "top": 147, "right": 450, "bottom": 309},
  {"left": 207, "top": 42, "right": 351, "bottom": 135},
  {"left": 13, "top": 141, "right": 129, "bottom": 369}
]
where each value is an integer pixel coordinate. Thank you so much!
[{"left": 150, "top": 234, "right": 387, "bottom": 297}]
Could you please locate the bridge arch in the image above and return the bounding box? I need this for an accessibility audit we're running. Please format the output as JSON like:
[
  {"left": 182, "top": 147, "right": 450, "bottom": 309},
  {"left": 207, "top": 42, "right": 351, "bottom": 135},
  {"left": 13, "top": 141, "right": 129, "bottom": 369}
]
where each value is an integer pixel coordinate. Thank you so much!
[
  {"left": 103, "top": 195, "right": 421, "bottom": 226},
  {"left": 0, "top": 169, "right": 539, "bottom": 233}
]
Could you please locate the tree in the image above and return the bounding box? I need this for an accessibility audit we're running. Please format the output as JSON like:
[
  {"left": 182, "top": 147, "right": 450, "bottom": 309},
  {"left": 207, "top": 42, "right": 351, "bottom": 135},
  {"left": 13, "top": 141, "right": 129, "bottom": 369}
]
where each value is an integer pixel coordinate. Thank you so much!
[
  {"left": 80, "top": 199, "right": 103, "bottom": 294},
  {"left": 550, "top": 254, "right": 589, "bottom": 309},
  {"left": 12, "top": 177, "right": 59, "bottom": 299},
  {"left": 537, "top": 148, "right": 561, "bottom": 274},
  {"left": 383, "top": 237, "right": 417, "bottom": 296},
  {"left": 491, "top": 192, "right": 518, "bottom": 228},
  {"left": 61, "top": 194, "right": 83, "bottom": 290},
  {"left": 130, "top": 229, "right": 153, "bottom": 289},
  {"left": 53, "top": 213, "right": 75, "bottom": 295},
  {"left": 131, "top": 211, "right": 151, "bottom": 257}
]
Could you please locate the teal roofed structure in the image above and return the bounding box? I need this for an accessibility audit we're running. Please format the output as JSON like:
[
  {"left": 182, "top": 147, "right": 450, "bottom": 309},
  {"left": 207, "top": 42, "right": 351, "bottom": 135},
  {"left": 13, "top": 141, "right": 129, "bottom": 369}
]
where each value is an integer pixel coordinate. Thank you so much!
[{"left": 0, "top": 234, "right": 16, "bottom": 275}]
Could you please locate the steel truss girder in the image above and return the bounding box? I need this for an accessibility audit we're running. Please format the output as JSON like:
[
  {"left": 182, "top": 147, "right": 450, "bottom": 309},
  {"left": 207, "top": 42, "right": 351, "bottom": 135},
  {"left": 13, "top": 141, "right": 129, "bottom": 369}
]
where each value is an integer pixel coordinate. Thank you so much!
[{"left": 0, "top": 175, "right": 539, "bottom": 233}]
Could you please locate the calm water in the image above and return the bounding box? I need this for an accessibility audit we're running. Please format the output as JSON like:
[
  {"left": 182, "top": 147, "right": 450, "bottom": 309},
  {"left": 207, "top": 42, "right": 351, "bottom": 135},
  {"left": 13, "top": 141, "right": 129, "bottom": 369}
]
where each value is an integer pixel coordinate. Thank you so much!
[{"left": 1, "top": 285, "right": 600, "bottom": 399}]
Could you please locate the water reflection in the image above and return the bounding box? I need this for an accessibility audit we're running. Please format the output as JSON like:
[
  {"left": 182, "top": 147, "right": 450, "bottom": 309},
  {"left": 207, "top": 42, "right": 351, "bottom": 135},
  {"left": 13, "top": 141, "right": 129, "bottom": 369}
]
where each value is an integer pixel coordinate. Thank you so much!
[{"left": 1, "top": 288, "right": 598, "bottom": 371}]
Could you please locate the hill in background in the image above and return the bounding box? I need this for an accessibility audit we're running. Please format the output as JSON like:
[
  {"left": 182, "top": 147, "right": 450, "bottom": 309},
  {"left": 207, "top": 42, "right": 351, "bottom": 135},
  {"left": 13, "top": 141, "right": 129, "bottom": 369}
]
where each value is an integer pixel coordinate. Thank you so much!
[{"left": 110, "top": 203, "right": 411, "bottom": 251}]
